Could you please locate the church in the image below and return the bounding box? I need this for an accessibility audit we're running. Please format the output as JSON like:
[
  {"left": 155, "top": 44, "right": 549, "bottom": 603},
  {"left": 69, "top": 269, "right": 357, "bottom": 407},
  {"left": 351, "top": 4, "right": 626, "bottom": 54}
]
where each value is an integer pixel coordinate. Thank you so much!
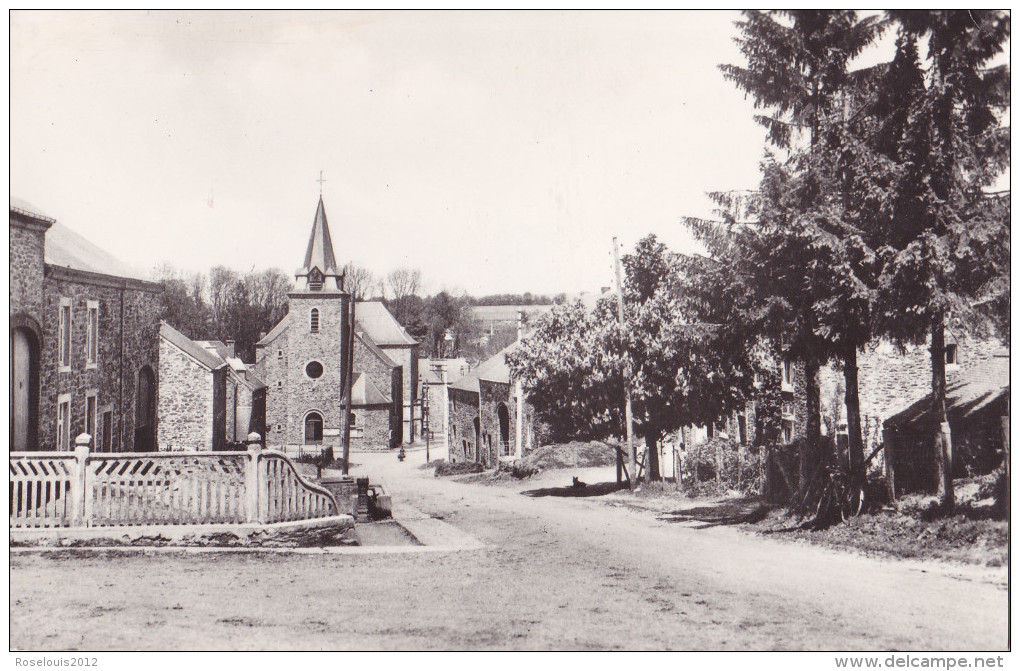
[{"left": 254, "top": 197, "right": 418, "bottom": 451}]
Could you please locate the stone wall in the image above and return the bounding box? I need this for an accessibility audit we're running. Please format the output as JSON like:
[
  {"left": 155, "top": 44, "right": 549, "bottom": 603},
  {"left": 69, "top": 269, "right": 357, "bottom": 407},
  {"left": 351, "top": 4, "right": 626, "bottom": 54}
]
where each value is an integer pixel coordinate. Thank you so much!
[
  {"left": 38, "top": 271, "right": 160, "bottom": 451},
  {"left": 10, "top": 218, "right": 47, "bottom": 324},
  {"left": 380, "top": 343, "right": 418, "bottom": 442},
  {"left": 351, "top": 405, "right": 391, "bottom": 447},
  {"left": 254, "top": 319, "right": 290, "bottom": 446},
  {"left": 158, "top": 336, "right": 216, "bottom": 451},
  {"left": 448, "top": 387, "right": 480, "bottom": 463}
]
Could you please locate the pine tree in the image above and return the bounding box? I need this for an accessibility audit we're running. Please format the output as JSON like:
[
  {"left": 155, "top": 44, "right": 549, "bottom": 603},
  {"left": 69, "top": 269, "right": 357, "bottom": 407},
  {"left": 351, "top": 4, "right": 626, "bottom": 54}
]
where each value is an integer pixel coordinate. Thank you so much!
[{"left": 873, "top": 11, "right": 1010, "bottom": 511}]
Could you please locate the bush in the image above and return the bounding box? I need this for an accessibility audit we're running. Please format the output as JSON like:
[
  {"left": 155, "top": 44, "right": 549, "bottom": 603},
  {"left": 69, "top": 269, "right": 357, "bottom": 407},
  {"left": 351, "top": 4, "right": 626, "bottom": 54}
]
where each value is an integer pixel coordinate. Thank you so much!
[
  {"left": 434, "top": 460, "right": 484, "bottom": 477},
  {"left": 680, "top": 437, "right": 764, "bottom": 495}
]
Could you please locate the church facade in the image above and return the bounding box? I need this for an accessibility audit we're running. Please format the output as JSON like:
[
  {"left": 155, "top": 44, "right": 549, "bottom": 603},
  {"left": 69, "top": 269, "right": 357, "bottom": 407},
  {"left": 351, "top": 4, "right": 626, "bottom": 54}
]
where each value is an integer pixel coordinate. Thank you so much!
[{"left": 254, "top": 197, "right": 418, "bottom": 450}]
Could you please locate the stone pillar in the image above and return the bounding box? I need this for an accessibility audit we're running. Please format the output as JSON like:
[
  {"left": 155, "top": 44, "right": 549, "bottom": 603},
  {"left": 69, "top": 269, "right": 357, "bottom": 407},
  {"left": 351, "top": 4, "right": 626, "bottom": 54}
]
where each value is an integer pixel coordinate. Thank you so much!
[
  {"left": 244, "top": 436, "right": 263, "bottom": 523},
  {"left": 72, "top": 433, "right": 91, "bottom": 527}
]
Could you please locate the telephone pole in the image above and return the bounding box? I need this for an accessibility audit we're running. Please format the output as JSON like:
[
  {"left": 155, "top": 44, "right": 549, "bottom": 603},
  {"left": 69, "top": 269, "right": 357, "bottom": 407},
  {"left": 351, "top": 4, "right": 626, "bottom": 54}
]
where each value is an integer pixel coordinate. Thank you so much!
[{"left": 612, "top": 237, "right": 636, "bottom": 490}]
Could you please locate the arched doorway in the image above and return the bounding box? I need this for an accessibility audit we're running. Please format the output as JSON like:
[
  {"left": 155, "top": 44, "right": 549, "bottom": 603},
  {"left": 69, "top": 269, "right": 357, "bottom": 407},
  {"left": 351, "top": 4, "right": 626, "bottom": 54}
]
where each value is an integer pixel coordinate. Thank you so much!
[
  {"left": 11, "top": 327, "right": 40, "bottom": 451},
  {"left": 304, "top": 411, "right": 324, "bottom": 444},
  {"left": 135, "top": 365, "right": 156, "bottom": 451},
  {"left": 472, "top": 416, "right": 481, "bottom": 464},
  {"left": 497, "top": 402, "right": 511, "bottom": 457}
]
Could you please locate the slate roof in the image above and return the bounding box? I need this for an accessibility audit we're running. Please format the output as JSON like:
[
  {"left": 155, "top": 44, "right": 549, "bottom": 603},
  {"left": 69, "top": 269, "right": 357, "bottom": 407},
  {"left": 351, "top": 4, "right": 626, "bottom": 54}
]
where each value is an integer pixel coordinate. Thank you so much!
[
  {"left": 298, "top": 196, "right": 340, "bottom": 277},
  {"left": 45, "top": 222, "right": 151, "bottom": 281},
  {"left": 356, "top": 330, "right": 399, "bottom": 368},
  {"left": 356, "top": 301, "right": 418, "bottom": 346},
  {"left": 160, "top": 322, "right": 226, "bottom": 371},
  {"left": 256, "top": 317, "right": 290, "bottom": 347},
  {"left": 885, "top": 353, "right": 1010, "bottom": 430},
  {"left": 351, "top": 372, "right": 392, "bottom": 406},
  {"left": 10, "top": 198, "right": 55, "bottom": 223},
  {"left": 450, "top": 342, "right": 518, "bottom": 394}
]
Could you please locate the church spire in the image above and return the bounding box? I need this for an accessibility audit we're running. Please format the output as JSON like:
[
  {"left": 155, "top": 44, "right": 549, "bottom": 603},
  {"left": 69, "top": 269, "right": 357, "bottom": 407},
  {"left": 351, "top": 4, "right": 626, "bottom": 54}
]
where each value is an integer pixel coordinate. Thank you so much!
[{"left": 295, "top": 196, "right": 344, "bottom": 292}]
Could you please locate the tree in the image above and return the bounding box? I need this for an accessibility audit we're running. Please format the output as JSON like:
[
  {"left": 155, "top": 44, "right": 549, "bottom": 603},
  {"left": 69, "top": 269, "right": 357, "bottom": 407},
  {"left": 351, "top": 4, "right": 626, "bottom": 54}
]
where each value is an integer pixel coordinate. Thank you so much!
[
  {"left": 385, "top": 267, "right": 422, "bottom": 301},
  {"left": 343, "top": 262, "right": 376, "bottom": 301},
  {"left": 719, "top": 10, "right": 885, "bottom": 493},
  {"left": 508, "top": 236, "right": 760, "bottom": 482},
  {"left": 872, "top": 11, "right": 1010, "bottom": 511}
]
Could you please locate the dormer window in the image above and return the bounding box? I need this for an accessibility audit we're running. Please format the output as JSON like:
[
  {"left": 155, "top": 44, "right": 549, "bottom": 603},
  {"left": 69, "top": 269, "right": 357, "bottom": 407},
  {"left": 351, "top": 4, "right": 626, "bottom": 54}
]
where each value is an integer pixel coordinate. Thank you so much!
[
  {"left": 310, "top": 308, "right": 320, "bottom": 333},
  {"left": 308, "top": 268, "right": 323, "bottom": 291}
]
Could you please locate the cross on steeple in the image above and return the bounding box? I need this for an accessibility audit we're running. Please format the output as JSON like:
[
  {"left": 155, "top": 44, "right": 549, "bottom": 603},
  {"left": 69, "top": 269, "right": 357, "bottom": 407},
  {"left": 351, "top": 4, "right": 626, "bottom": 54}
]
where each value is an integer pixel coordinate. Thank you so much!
[{"left": 316, "top": 170, "right": 327, "bottom": 195}]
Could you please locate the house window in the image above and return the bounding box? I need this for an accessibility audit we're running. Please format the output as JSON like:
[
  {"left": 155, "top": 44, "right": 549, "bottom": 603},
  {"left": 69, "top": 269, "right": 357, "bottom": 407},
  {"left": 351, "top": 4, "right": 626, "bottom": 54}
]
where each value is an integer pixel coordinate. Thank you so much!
[
  {"left": 305, "top": 361, "right": 324, "bottom": 379},
  {"left": 85, "top": 392, "right": 98, "bottom": 442},
  {"left": 781, "top": 358, "right": 793, "bottom": 391},
  {"left": 310, "top": 308, "right": 320, "bottom": 333},
  {"left": 782, "top": 419, "right": 794, "bottom": 444},
  {"left": 277, "top": 349, "right": 283, "bottom": 361},
  {"left": 86, "top": 301, "right": 99, "bottom": 368},
  {"left": 100, "top": 410, "right": 113, "bottom": 452},
  {"left": 304, "top": 412, "right": 323, "bottom": 444},
  {"left": 57, "top": 394, "right": 71, "bottom": 451},
  {"left": 58, "top": 298, "right": 72, "bottom": 371},
  {"left": 945, "top": 344, "right": 958, "bottom": 366}
]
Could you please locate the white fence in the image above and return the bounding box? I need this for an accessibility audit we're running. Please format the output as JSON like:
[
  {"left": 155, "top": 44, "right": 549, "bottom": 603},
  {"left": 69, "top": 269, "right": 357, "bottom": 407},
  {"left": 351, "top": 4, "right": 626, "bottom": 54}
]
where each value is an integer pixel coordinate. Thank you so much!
[{"left": 10, "top": 440, "right": 338, "bottom": 529}]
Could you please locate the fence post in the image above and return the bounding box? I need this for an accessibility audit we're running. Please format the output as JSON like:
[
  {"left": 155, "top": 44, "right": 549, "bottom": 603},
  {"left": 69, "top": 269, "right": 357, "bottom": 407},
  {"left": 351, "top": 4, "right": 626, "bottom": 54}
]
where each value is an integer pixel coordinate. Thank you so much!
[
  {"left": 71, "top": 434, "right": 91, "bottom": 527},
  {"left": 244, "top": 433, "right": 263, "bottom": 524}
]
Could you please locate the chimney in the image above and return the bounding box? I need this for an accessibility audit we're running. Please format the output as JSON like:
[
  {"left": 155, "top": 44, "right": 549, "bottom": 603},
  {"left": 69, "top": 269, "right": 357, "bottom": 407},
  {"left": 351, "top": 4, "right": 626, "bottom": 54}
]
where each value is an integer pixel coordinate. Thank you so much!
[{"left": 225, "top": 339, "right": 236, "bottom": 358}]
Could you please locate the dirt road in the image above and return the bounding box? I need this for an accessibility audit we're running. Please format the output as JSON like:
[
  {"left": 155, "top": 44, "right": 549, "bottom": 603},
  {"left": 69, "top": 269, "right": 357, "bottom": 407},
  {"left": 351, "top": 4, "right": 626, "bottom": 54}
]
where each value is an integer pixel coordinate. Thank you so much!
[{"left": 9, "top": 445, "right": 1008, "bottom": 651}]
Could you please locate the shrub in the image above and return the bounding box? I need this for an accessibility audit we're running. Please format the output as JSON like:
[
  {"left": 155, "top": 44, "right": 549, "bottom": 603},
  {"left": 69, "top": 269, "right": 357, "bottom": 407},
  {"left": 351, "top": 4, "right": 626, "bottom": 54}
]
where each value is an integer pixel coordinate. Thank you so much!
[
  {"left": 680, "top": 437, "right": 764, "bottom": 495},
  {"left": 434, "top": 460, "right": 484, "bottom": 477}
]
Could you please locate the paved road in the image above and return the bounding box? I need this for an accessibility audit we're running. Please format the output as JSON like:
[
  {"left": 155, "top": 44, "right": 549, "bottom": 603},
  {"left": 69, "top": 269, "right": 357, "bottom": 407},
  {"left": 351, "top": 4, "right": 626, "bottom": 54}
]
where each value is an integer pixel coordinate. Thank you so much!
[{"left": 9, "top": 444, "right": 1008, "bottom": 651}]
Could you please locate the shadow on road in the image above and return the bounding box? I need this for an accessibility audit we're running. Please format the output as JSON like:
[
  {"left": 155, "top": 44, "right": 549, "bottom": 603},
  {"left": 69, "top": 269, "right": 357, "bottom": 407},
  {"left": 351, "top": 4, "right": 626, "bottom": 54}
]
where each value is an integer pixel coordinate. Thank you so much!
[
  {"left": 522, "top": 481, "right": 627, "bottom": 498},
  {"left": 658, "top": 499, "right": 770, "bottom": 529}
]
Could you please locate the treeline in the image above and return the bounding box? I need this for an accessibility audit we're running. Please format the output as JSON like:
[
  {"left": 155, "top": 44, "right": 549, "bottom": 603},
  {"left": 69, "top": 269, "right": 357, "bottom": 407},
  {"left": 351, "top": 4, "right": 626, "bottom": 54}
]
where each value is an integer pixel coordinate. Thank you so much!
[
  {"left": 154, "top": 264, "right": 291, "bottom": 363},
  {"left": 510, "top": 11, "right": 1010, "bottom": 520}
]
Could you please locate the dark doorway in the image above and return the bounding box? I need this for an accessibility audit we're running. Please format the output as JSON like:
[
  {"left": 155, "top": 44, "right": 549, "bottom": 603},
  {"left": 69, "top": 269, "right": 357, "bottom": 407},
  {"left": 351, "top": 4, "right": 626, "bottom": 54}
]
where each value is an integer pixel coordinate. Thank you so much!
[
  {"left": 11, "top": 327, "right": 40, "bottom": 451},
  {"left": 305, "top": 411, "right": 324, "bottom": 444},
  {"left": 497, "top": 402, "right": 511, "bottom": 456},
  {"left": 472, "top": 416, "right": 481, "bottom": 464},
  {"left": 134, "top": 365, "right": 156, "bottom": 451}
]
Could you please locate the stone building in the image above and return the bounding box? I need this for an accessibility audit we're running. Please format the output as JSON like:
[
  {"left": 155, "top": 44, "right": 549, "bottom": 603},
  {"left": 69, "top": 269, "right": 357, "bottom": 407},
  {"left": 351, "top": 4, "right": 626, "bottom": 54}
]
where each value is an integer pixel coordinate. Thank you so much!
[
  {"left": 253, "top": 197, "right": 416, "bottom": 450},
  {"left": 782, "top": 333, "right": 1007, "bottom": 451},
  {"left": 10, "top": 199, "right": 161, "bottom": 452},
  {"left": 448, "top": 343, "right": 534, "bottom": 467},
  {"left": 158, "top": 326, "right": 268, "bottom": 451}
]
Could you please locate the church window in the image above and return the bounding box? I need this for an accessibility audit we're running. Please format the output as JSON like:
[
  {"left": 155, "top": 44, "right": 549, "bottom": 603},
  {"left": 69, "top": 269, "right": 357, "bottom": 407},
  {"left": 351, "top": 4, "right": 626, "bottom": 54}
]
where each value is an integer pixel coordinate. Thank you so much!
[
  {"left": 277, "top": 349, "right": 283, "bottom": 361},
  {"left": 310, "top": 308, "right": 320, "bottom": 333},
  {"left": 58, "top": 298, "right": 72, "bottom": 371},
  {"left": 309, "top": 269, "right": 323, "bottom": 291},
  {"left": 349, "top": 412, "right": 357, "bottom": 428},
  {"left": 305, "top": 361, "right": 324, "bottom": 379},
  {"left": 304, "top": 412, "right": 324, "bottom": 444},
  {"left": 86, "top": 301, "right": 99, "bottom": 368}
]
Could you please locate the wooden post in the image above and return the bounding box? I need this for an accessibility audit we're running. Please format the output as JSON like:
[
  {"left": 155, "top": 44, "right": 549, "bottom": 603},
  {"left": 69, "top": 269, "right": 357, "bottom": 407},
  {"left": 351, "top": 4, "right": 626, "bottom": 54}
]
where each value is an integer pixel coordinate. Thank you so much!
[
  {"left": 244, "top": 439, "right": 262, "bottom": 523},
  {"left": 612, "top": 237, "right": 636, "bottom": 490},
  {"left": 341, "top": 298, "right": 356, "bottom": 475},
  {"left": 515, "top": 309, "right": 525, "bottom": 460},
  {"left": 883, "top": 428, "right": 896, "bottom": 503},
  {"left": 72, "top": 433, "right": 91, "bottom": 527},
  {"left": 1001, "top": 414, "right": 1009, "bottom": 522}
]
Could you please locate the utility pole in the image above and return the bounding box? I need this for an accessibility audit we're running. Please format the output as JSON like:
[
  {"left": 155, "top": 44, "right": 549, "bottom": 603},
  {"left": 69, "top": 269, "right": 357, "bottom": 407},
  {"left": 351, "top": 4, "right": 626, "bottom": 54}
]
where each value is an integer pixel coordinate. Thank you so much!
[
  {"left": 612, "top": 237, "right": 636, "bottom": 490},
  {"left": 341, "top": 298, "right": 356, "bottom": 475},
  {"left": 515, "top": 309, "right": 525, "bottom": 460}
]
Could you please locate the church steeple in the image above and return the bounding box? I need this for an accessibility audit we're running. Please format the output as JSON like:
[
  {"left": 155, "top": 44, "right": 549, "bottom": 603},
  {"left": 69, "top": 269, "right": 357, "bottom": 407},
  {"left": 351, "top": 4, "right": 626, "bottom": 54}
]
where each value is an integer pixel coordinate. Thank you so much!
[{"left": 295, "top": 196, "right": 345, "bottom": 292}]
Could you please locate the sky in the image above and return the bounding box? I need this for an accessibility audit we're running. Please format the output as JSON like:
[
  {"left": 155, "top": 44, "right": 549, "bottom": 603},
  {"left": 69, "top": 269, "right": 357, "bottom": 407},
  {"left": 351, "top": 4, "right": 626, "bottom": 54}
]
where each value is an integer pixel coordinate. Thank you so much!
[{"left": 10, "top": 10, "right": 917, "bottom": 297}]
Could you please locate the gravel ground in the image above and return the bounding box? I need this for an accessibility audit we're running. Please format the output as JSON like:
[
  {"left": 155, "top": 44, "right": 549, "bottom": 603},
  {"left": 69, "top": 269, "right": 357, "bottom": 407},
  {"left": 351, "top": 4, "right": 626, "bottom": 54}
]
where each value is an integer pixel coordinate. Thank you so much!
[{"left": 9, "top": 444, "right": 1008, "bottom": 651}]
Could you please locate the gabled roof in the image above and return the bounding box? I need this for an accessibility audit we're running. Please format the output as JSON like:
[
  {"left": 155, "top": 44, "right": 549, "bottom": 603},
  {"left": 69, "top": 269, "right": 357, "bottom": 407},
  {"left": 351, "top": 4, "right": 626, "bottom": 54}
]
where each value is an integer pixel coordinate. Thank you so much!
[
  {"left": 160, "top": 322, "right": 226, "bottom": 371},
  {"left": 351, "top": 372, "right": 392, "bottom": 406},
  {"left": 356, "top": 301, "right": 418, "bottom": 346},
  {"left": 885, "top": 353, "right": 1010, "bottom": 430},
  {"left": 256, "top": 317, "right": 290, "bottom": 347},
  {"left": 297, "top": 196, "right": 340, "bottom": 278},
  {"left": 10, "top": 198, "right": 55, "bottom": 224},
  {"left": 356, "top": 330, "right": 399, "bottom": 368},
  {"left": 450, "top": 342, "right": 519, "bottom": 393},
  {"left": 44, "top": 222, "right": 151, "bottom": 282}
]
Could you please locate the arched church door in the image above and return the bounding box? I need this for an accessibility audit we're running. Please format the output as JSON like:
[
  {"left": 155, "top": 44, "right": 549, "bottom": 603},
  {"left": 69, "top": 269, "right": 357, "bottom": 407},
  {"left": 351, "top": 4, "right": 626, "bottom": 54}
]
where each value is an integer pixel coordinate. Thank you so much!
[
  {"left": 11, "top": 327, "right": 39, "bottom": 450},
  {"left": 135, "top": 365, "right": 156, "bottom": 451}
]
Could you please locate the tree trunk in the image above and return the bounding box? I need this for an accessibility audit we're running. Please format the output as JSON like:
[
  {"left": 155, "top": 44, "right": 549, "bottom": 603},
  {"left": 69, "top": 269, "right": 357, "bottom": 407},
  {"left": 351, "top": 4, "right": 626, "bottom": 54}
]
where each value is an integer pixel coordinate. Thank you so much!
[
  {"left": 800, "top": 357, "right": 821, "bottom": 491},
  {"left": 645, "top": 432, "right": 661, "bottom": 482},
  {"left": 930, "top": 317, "right": 954, "bottom": 512},
  {"left": 844, "top": 343, "right": 865, "bottom": 507}
]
